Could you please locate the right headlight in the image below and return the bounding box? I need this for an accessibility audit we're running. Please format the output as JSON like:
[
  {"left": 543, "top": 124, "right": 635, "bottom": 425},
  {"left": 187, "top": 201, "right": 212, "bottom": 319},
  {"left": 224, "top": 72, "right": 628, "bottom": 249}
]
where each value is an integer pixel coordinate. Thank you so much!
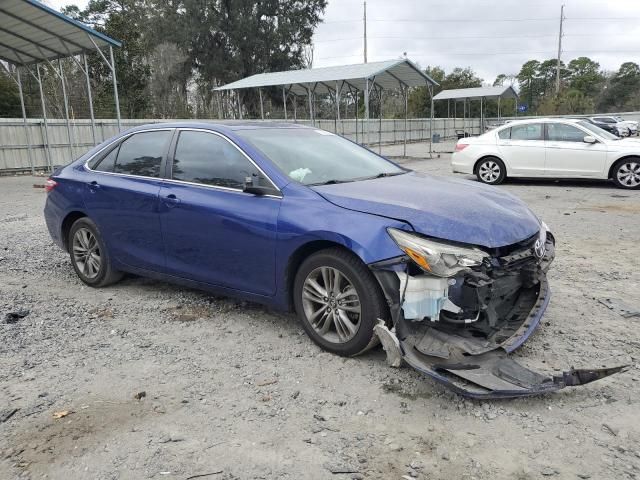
[{"left": 387, "top": 228, "right": 489, "bottom": 277}]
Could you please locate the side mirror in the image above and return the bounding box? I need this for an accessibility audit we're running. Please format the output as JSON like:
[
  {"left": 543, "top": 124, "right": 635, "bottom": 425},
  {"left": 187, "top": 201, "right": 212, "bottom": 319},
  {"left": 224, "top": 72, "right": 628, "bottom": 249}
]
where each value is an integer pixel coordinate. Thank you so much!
[
  {"left": 243, "top": 176, "right": 280, "bottom": 196},
  {"left": 583, "top": 136, "right": 597, "bottom": 144}
]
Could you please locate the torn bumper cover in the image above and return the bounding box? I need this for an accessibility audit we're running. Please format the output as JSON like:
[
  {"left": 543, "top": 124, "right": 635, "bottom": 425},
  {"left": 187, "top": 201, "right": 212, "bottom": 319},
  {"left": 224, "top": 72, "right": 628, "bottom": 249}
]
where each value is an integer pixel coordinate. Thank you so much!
[{"left": 371, "top": 234, "right": 626, "bottom": 399}]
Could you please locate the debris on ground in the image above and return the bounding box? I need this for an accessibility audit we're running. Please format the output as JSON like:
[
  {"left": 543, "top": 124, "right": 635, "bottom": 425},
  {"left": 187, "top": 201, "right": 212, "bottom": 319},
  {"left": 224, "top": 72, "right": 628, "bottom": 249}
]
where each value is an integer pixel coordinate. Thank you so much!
[
  {"left": 134, "top": 391, "right": 147, "bottom": 401},
  {"left": 598, "top": 297, "right": 640, "bottom": 318},
  {"left": 0, "top": 408, "right": 18, "bottom": 423},
  {"left": 52, "top": 411, "right": 71, "bottom": 419},
  {"left": 4, "top": 309, "right": 30, "bottom": 324}
]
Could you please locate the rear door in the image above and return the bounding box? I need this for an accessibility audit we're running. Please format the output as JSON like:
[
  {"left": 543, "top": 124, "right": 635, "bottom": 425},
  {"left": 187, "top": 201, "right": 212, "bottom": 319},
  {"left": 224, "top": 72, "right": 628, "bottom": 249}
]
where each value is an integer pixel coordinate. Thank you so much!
[
  {"left": 159, "top": 129, "right": 281, "bottom": 295},
  {"left": 82, "top": 129, "right": 173, "bottom": 271},
  {"left": 544, "top": 122, "right": 607, "bottom": 177},
  {"left": 496, "top": 123, "right": 546, "bottom": 176}
]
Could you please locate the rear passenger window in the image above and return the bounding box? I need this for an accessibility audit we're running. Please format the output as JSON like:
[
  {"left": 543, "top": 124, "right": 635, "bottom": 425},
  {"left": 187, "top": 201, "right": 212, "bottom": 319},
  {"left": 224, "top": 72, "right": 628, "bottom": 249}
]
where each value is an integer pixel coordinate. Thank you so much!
[
  {"left": 497, "top": 128, "right": 510, "bottom": 140},
  {"left": 510, "top": 123, "right": 543, "bottom": 141},
  {"left": 113, "top": 131, "right": 172, "bottom": 178},
  {"left": 91, "top": 146, "right": 118, "bottom": 172},
  {"left": 172, "top": 131, "right": 270, "bottom": 189}
]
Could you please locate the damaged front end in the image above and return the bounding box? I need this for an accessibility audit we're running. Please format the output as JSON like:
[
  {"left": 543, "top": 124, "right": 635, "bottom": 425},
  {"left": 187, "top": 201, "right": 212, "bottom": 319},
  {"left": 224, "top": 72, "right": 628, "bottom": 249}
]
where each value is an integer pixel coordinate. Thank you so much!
[{"left": 371, "top": 227, "right": 625, "bottom": 399}]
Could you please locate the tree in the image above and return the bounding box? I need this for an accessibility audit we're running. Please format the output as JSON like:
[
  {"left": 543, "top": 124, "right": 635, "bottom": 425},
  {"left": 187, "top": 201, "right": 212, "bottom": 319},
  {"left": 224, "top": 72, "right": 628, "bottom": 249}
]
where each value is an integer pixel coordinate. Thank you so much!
[
  {"left": 408, "top": 66, "right": 482, "bottom": 117},
  {"left": 152, "top": 0, "right": 327, "bottom": 118},
  {"left": 64, "top": 0, "right": 155, "bottom": 118},
  {"left": 599, "top": 62, "right": 640, "bottom": 111},
  {"left": 567, "top": 57, "right": 604, "bottom": 97},
  {"left": 0, "top": 70, "right": 22, "bottom": 118}
]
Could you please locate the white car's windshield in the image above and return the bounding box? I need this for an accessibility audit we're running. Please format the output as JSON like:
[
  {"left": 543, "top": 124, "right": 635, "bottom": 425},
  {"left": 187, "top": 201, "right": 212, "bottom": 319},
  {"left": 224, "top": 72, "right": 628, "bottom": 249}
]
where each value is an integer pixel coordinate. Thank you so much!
[
  {"left": 237, "top": 128, "right": 406, "bottom": 185},
  {"left": 578, "top": 121, "right": 619, "bottom": 140}
]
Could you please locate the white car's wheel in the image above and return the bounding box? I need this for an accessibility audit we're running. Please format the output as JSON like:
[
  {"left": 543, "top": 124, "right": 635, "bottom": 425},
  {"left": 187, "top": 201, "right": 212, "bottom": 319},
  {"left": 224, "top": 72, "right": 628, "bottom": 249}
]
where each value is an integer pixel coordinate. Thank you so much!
[
  {"left": 612, "top": 158, "right": 640, "bottom": 190},
  {"left": 475, "top": 157, "right": 506, "bottom": 185}
]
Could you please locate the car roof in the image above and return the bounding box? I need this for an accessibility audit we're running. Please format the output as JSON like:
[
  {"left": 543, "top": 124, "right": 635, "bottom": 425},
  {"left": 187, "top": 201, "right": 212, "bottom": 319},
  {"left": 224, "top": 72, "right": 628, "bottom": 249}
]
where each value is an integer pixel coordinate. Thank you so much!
[
  {"left": 121, "top": 121, "right": 313, "bottom": 136},
  {"left": 498, "top": 117, "right": 585, "bottom": 127}
]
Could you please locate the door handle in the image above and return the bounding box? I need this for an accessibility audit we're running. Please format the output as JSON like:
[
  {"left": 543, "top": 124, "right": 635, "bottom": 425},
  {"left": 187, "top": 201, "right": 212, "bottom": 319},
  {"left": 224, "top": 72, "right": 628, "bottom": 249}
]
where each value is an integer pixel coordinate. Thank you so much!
[
  {"left": 88, "top": 180, "right": 100, "bottom": 191},
  {"left": 163, "top": 193, "right": 180, "bottom": 208}
]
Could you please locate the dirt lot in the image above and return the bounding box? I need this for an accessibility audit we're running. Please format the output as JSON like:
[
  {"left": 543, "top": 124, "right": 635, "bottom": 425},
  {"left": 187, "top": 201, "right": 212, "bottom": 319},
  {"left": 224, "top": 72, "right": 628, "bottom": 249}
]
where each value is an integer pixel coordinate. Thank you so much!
[{"left": 1, "top": 149, "right": 639, "bottom": 480}]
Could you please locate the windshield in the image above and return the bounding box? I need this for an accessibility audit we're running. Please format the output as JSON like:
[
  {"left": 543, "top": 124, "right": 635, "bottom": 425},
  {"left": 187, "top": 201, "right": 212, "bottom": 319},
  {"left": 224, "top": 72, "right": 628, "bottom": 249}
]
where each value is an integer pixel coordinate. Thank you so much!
[
  {"left": 614, "top": 116, "right": 624, "bottom": 122},
  {"left": 236, "top": 128, "right": 405, "bottom": 185},
  {"left": 577, "top": 121, "right": 619, "bottom": 140}
]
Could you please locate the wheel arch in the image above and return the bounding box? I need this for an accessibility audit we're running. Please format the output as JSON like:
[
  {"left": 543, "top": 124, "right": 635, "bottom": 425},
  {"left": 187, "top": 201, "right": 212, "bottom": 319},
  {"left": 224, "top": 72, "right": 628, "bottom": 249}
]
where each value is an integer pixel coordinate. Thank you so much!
[
  {"left": 608, "top": 155, "right": 640, "bottom": 179},
  {"left": 61, "top": 211, "right": 87, "bottom": 252},
  {"left": 284, "top": 240, "right": 358, "bottom": 311}
]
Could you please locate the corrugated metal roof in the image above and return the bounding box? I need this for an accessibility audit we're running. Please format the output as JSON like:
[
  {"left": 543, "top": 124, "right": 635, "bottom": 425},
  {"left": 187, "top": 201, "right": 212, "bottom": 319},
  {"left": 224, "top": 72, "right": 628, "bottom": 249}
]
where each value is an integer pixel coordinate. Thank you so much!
[
  {"left": 215, "top": 59, "right": 438, "bottom": 95},
  {"left": 432, "top": 85, "right": 518, "bottom": 101},
  {"left": 0, "top": 0, "right": 121, "bottom": 66}
]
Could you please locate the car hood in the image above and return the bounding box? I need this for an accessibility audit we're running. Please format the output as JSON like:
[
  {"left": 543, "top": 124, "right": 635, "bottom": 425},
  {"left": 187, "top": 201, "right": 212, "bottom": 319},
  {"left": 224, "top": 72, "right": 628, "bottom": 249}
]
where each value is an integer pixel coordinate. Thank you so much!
[{"left": 311, "top": 172, "right": 541, "bottom": 248}]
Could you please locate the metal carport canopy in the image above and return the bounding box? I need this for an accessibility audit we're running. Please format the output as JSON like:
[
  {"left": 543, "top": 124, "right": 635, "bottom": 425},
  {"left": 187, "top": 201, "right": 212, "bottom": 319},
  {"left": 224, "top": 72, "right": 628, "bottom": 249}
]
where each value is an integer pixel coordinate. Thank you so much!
[
  {"left": 0, "top": 0, "right": 123, "bottom": 175},
  {"left": 433, "top": 85, "right": 518, "bottom": 101},
  {"left": 214, "top": 59, "right": 438, "bottom": 94},
  {"left": 0, "top": 0, "right": 121, "bottom": 65}
]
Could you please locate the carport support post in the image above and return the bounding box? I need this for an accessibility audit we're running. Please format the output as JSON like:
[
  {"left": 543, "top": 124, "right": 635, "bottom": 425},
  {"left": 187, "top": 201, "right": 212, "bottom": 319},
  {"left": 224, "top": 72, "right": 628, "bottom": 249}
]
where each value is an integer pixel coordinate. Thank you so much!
[
  {"left": 58, "top": 59, "right": 75, "bottom": 160},
  {"left": 259, "top": 88, "right": 264, "bottom": 120},
  {"left": 364, "top": 78, "right": 370, "bottom": 146},
  {"left": 480, "top": 96, "right": 483, "bottom": 134},
  {"left": 355, "top": 89, "right": 359, "bottom": 144},
  {"left": 282, "top": 87, "right": 287, "bottom": 120},
  {"left": 83, "top": 54, "right": 97, "bottom": 146},
  {"left": 15, "top": 67, "right": 34, "bottom": 175},
  {"left": 36, "top": 64, "right": 52, "bottom": 172},
  {"left": 378, "top": 87, "right": 382, "bottom": 153},
  {"left": 403, "top": 86, "right": 408, "bottom": 157},
  {"left": 307, "top": 86, "right": 313, "bottom": 124},
  {"left": 109, "top": 46, "right": 121, "bottom": 131},
  {"left": 497, "top": 96, "right": 501, "bottom": 121},
  {"left": 429, "top": 83, "right": 434, "bottom": 156},
  {"left": 447, "top": 99, "right": 450, "bottom": 140}
]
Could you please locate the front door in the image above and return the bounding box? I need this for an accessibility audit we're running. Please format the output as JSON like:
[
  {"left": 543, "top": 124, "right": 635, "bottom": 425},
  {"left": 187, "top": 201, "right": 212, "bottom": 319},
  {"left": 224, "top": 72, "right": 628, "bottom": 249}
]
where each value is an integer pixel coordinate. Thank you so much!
[
  {"left": 544, "top": 122, "right": 607, "bottom": 177},
  {"left": 496, "top": 122, "right": 546, "bottom": 176},
  {"left": 82, "top": 130, "right": 173, "bottom": 271},
  {"left": 159, "top": 129, "right": 281, "bottom": 296}
]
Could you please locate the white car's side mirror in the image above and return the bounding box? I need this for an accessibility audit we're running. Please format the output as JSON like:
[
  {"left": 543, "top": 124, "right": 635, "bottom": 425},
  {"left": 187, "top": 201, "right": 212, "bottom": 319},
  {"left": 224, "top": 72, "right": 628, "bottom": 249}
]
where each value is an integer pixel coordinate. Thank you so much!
[{"left": 583, "top": 136, "right": 597, "bottom": 144}]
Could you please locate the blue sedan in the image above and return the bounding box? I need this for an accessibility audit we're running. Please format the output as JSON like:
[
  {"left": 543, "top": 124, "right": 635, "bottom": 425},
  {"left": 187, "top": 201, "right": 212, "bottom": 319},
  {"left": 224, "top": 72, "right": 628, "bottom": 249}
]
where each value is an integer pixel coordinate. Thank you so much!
[{"left": 44, "top": 122, "right": 622, "bottom": 398}]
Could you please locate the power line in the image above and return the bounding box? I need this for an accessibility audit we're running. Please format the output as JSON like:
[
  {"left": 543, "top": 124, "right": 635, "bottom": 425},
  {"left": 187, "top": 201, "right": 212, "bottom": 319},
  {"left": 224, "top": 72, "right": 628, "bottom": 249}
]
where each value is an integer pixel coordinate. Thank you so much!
[
  {"left": 316, "top": 49, "right": 640, "bottom": 61},
  {"left": 313, "top": 32, "right": 638, "bottom": 43},
  {"left": 321, "top": 16, "right": 640, "bottom": 25}
]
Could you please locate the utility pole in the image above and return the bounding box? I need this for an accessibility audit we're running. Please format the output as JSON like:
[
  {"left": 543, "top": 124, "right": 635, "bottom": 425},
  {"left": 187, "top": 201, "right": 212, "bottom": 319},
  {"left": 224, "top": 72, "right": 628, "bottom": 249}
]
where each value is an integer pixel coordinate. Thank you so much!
[
  {"left": 555, "top": 4, "right": 565, "bottom": 94},
  {"left": 363, "top": 1, "right": 368, "bottom": 63}
]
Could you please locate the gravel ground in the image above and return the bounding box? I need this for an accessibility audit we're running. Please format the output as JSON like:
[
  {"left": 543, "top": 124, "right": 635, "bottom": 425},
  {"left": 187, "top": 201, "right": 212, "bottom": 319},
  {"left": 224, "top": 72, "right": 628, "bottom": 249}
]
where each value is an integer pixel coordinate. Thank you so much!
[{"left": 1, "top": 147, "right": 639, "bottom": 480}]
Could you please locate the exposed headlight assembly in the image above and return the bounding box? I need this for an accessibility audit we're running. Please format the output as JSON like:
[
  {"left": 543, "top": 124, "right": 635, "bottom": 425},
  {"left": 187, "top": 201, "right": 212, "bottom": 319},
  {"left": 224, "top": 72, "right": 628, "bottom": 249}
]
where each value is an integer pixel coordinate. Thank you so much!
[{"left": 387, "top": 228, "right": 489, "bottom": 277}]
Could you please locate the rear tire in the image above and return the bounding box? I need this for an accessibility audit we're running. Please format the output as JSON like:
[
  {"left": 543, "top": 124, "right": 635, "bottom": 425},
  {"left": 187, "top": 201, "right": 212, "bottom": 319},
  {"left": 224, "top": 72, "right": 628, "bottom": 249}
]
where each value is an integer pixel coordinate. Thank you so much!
[
  {"left": 611, "top": 158, "right": 640, "bottom": 189},
  {"left": 293, "top": 248, "right": 387, "bottom": 357},
  {"left": 68, "top": 217, "right": 123, "bottom": 287},
  {"left": 475, "top": 157, "right": 506, "bottom": 185}
]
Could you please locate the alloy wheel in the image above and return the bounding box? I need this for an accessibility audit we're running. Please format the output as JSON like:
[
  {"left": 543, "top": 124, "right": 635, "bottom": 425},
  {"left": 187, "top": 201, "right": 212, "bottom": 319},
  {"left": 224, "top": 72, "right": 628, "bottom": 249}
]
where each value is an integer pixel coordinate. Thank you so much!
[
  {"left": 479, "top": 161, "right": 501, "bottom": 183},
  {"left": 72, "top": 227, "right": 101, "bottom": 279},
  {"left": 617, "top": 161, "right": 640, "bottom": 188},
  {"left": 301, "top": 266, "right": 362, "bottom": 344}
]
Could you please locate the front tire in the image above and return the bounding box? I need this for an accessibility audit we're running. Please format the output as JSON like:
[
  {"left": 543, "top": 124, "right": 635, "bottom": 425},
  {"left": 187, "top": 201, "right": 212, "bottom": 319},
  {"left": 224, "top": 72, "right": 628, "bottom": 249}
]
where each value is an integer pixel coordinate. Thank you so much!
[
  {"left": 612, "top": 158, "right": 640, "bottom": 189},
  {"left": 293, "top": 248, "right": 387, "bottom": 357},
  {"left": 68, "top": 217, "right": 123, "bottom": 287},
  {"left": 475, "top": 157, "right": 506, "bottom": 185}
]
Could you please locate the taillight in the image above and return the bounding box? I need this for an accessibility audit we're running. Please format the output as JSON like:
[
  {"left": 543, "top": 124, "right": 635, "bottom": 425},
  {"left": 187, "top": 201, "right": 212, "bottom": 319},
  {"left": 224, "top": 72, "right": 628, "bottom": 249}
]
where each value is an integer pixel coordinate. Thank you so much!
[
  {"left": 45, "top": 178, "right": 57, "bottom": 193},
  {"left": 455, "top": 143, "right": 469, "bottom": 152}
]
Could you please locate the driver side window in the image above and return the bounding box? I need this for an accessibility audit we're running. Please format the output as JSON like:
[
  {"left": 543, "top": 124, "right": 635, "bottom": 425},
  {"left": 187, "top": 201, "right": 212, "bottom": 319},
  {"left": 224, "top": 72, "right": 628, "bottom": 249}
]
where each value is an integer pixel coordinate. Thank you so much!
[{"left": 172, "top": 131, "right": 271, "bottom": 189}]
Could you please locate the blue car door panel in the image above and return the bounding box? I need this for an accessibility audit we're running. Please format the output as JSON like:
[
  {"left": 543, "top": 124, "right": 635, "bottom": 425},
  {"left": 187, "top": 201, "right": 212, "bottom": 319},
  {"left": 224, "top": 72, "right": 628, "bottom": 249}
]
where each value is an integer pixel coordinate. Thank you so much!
[
  {"left": 81, "top": 129, "right": 173, "bottom": 271},
  {"left": 159, "top": 129, "right": 281, "bottom": 296}
]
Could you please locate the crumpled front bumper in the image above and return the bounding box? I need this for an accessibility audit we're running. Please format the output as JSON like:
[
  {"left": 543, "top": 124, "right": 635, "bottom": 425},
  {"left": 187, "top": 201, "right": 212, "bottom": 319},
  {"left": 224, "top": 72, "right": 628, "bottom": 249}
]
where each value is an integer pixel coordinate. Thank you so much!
[{"left": 370, "top": 239, "right": 626, "bottom": 399}]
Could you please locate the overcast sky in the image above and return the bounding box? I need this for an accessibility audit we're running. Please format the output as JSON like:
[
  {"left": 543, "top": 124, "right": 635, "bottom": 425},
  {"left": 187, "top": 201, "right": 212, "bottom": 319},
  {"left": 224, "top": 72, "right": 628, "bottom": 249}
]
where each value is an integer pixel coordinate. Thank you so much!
[{"left": 48, "top": 0, "right": 639, "bottom": 83}]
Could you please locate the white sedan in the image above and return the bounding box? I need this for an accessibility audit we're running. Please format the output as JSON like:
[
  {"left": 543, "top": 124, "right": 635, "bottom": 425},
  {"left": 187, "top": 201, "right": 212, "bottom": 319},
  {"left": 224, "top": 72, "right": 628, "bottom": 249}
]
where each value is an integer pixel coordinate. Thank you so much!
[{"left": 451, "top": 118, "right": 640, "bottom": 189}]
